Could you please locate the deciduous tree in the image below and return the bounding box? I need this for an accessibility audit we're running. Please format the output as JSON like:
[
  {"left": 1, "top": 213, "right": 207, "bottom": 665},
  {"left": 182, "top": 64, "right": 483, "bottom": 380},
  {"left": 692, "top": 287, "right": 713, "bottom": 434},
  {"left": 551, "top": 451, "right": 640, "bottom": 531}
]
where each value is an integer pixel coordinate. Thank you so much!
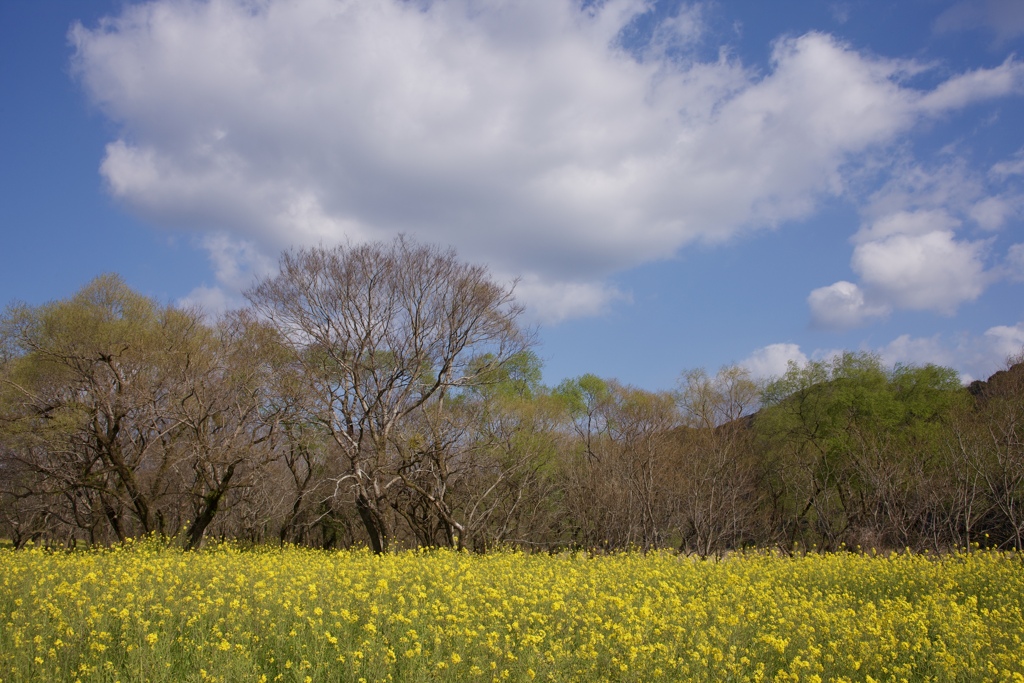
[{"left": 246, "top": 236, "right": 529, "bottom": 552}]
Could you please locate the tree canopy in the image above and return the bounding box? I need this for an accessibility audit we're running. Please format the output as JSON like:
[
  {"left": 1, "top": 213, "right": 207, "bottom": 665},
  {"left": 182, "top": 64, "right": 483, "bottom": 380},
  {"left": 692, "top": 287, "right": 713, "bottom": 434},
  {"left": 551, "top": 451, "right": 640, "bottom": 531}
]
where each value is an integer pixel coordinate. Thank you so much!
[{"left": 2, "top": 243, "right": 1022, "bottom": 554}]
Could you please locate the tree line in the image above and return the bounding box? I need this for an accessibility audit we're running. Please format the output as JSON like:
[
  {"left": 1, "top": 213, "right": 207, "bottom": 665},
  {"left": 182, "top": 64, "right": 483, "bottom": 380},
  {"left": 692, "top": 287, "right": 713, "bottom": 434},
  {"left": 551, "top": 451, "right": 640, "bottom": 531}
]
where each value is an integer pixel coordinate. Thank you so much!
[{"left": 2, "top": 237, "right": 1022, "bottom": 553}]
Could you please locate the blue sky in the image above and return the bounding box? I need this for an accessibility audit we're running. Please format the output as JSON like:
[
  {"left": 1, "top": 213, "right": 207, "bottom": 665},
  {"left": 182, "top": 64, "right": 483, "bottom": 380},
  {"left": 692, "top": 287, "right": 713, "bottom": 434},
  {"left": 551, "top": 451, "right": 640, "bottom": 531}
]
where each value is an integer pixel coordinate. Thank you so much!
[{"left": 3, "top": 0, "right": 1024, "bottom": 389}]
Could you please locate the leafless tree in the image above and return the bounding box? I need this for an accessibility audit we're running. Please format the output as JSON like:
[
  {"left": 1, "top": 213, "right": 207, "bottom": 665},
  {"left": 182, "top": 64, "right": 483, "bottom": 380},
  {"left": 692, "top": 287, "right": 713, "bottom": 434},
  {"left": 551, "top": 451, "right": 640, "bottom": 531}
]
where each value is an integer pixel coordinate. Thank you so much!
[
  {"left": 675, "top": 366, "right": 763, "bottom": 555},
  {"left": 170, "top": 311, "right": 289, "bottom": 549},
  {"left": 557, "top": 378, "right": 680, "bottom": 550},
  {"left": 950, "top": 353, "right": 1024, "bottom": 548},
  {"left": 391, "top": 360, "right": 561, "bottom": 551},
  {"left": 246, "top": 236, "right": 529, "bottom": 552}
]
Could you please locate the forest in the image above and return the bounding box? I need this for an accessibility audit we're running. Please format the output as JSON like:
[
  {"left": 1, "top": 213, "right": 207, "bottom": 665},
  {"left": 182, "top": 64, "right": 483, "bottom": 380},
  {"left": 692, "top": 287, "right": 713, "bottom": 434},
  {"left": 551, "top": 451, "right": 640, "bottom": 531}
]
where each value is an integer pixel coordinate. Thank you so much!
[{"left": 2, "top": 236, "right": 1022, "bottom": 554}]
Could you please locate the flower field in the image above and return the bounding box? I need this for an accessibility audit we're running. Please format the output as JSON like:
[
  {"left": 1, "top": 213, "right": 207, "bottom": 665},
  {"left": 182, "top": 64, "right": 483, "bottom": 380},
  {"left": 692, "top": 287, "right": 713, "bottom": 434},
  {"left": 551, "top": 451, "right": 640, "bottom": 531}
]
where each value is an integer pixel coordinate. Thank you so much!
[{"left": 2, "top": 542, "right": 1024, "bottom": 682}]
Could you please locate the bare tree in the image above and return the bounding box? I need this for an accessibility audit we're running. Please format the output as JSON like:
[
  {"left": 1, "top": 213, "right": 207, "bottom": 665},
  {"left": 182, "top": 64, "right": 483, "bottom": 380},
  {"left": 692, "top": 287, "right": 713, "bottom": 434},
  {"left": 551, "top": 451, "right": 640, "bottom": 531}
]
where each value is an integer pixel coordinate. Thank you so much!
[
  {"left": 171, "top": 311, "right": 288, "bottom": 549},
  {"left": 391, "top": 353, "right": 561, "bottom": 551},
  {"left": 675, "top": 366, "right": 763, "bottom": 556},
  {"left": 557, "top": 377, "right": 680, "bottom": 551},
  {"left": 951, "top": 354, "right": 1024, "bottom": 548},
  {"left": 246, "top": 236, "right": 528, "bottom": 552}
]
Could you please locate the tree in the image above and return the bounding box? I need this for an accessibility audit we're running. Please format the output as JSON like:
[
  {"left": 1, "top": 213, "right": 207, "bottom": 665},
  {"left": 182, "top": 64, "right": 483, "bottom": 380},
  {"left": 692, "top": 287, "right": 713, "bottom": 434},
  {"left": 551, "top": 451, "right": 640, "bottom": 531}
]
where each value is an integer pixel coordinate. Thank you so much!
[
  {"left": 0, "top": 276, "right": 289, "bottom": 548},
  {"left": 555, "top": 374, "right": 612, "bottom": 463},
  {"left": 951, "top": 354, "right": 1024, "bottom": 548},
  {"left": 675, "top": 366, "right": 763, "bottom": 555},
  {"left": 172, "top": 310, "right": 289, "bottom": 549},
  {"left": 757, "top": 353, "right": 963, "bottom": 550},
  {"left": 246, "top": 236, "right": 529, "bottom": 552},
  {"left": 0, "top": 275, "right": 199, "bottom": 543},
  {"left": 389, "top": 351, "right": 561, "bottom": 551},
  {"left": 555, "top": 376, "right": 680, "bottom": 550}
]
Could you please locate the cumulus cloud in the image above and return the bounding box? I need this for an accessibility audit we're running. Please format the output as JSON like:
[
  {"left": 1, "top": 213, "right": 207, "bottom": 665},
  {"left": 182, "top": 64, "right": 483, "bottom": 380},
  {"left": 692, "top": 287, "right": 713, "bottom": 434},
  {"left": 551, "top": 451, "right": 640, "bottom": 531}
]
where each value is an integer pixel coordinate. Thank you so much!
[
  {"left": 808, "top": 149, "right": 1024, "bottom": 330},
  {"left": 69, "top": 0, "right": 1024, "bottom": 322},
  {"left": 920, "top": 325, "right": 1016, "bottom": 380},
  {"left": 807, "top": 280, "right": 889, "bottom": 329},
  {"left": 985, "top": 322, "right": 1024, "bottom": 360},
  {"left": 750, "top": 322, "right": 1024, "bottom": 385},
  {"left": 878, "top": 334, "right": 957, "bottom": 370},
  {"left": 810, "top": 223, "right": 991, "bottom": 329},
  {"left": 850, "top": 227, "right": 990, "bottom": 314},
  {"left": 740, "top": 343, "right": 809, "bottom": 380}
]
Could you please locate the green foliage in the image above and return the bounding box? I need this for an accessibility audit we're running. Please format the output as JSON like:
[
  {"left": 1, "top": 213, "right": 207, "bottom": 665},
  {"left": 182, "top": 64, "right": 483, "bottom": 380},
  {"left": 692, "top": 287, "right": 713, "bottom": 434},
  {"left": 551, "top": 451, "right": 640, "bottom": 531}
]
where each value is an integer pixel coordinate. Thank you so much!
[
  {"left": 755, "top": 352, "right": 971, "bottom": 548},
  {"left": 759, "top": 352, "right": 965, "bottom": 453},
  {"left": 4, "top": 262, "right": 1023, "bottom": 554},
  {"left": 465, "top": 350, "right": 544, "bottom": 401},
  {"left": 551, "top": 373, "right": 610, "bottom": 418}
]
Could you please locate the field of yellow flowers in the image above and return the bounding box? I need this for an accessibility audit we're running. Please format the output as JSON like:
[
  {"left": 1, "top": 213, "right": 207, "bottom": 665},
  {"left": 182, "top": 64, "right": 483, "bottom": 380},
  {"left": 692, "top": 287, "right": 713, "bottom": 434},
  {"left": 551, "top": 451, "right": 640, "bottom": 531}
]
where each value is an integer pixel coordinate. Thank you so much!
[{"left": 2, "top": 541, "right": 1023, "bottom": 683}]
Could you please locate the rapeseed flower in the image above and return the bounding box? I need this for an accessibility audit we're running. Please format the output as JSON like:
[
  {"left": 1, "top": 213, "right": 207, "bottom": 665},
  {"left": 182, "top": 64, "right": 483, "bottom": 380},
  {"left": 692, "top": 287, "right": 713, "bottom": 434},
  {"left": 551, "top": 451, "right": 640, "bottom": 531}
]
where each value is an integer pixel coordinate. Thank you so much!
[{"left": 1, "top": 541, "right": 1023, "bottom": 681}]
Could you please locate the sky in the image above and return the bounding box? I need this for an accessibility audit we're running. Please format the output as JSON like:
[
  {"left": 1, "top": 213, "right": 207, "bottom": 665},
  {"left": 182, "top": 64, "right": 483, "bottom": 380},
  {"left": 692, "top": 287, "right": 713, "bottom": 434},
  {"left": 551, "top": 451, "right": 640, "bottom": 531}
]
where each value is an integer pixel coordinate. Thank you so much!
[{"left": 2, "top": 0, "right": 1024, "bottom": 390}]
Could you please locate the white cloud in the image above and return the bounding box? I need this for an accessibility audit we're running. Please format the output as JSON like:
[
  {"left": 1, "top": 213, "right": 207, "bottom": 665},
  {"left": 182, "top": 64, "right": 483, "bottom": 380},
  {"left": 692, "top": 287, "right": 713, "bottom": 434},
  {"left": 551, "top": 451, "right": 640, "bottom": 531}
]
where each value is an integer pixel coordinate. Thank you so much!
[
  {"left": 200, "top": 234, "right": 277, "bottom": 292},
  {"left": 807, "top": 280, "right": 889, "bottom": 329},
  {"left": 751, "top": 323, "right": 1024, "bottom": 386},
  {"left": 851, "top": 229, "right": 990, "bottom": 314},
  {"left": 985, "top": 322, "right": 1024, "bottom": 360},
  {"left": 969, "top": 195, "right": 1017, "bottom": 230},
  {"left": 178, "top": 284, "right": 234, "bottom": 318},
  {"left": 809, "top": 149, "right": 1024, "bottom": 328},
  {"left": 862, "top": 159, "right": 986, "bottom": 222},
  {"left": 852, "top": 208, "right": 961, "bottom": 243},
  {"left": 69, "top": 0, "right": 1024, "bottom": 321},
  {"left": 178, "top": 233, "right": 277, "bottom": 317},
  {"left": 934, "top": 0, "right": 1024, "bottom": 44},
  {"left": 878, "top": 333, "right": 957, "bottom": 370},
  {"left": 916, "top": 56, "right": 1024, "bottom": 112},
  {"left": 991, "top": 149, "right": 1024, "bottom": 179},
  {"left": 511, "top": 274, "right": 629, "bottom": 324},
  {"left": 740, "top": 343, "right": 809, "bottom": 380}
]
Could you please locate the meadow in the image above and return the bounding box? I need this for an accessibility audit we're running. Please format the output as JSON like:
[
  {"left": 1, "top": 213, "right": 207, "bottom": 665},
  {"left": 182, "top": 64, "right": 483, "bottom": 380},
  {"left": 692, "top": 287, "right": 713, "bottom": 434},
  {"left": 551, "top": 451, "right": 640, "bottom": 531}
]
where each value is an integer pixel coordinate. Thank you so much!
[{"left": 2, "top": 541, "right": 1023, "bottom": 683}]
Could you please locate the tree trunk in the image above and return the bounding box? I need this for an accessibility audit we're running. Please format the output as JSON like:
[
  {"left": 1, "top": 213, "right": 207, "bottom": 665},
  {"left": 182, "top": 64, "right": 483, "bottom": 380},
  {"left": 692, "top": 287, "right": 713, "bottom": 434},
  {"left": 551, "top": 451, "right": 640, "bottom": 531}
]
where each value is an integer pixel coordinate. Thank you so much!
[
  {"left": 184, "top": 462, "right": 238, "bottom": 550},
  {"left": 356, "top": 493, "right": 388, "bottom": 553},
  {"left": 102, "top": 497, "right": 126, "bottom": 543}
]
